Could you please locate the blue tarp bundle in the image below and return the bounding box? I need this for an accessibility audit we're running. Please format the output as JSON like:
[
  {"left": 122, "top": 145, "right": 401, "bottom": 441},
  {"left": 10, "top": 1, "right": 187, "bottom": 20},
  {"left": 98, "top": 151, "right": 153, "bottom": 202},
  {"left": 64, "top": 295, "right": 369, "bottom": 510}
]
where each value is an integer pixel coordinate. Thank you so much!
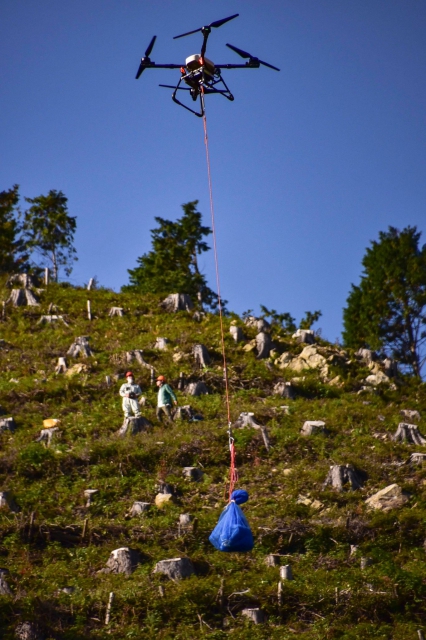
[{"left": 209, "top": 489, "right": 254, "bottom": 552}]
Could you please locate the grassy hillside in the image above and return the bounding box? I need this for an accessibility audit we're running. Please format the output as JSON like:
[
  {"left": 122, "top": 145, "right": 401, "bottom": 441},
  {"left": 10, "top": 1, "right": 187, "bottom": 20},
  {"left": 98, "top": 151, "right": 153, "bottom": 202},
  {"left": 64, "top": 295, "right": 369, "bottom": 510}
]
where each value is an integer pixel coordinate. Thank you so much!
[{"left": 0, "top": 281, "right": 426, "bottom": 639}]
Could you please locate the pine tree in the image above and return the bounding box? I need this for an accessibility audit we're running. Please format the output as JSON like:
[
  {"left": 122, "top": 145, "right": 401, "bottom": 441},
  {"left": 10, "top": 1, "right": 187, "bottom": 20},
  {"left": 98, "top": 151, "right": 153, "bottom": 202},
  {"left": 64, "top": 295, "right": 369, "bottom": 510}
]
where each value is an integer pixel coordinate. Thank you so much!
[
  {"left": 343, "top": 226, "right": 426, "bottom": 377},
  {"left": 124, "top": 201, "right": 218, "bottom": 308}
]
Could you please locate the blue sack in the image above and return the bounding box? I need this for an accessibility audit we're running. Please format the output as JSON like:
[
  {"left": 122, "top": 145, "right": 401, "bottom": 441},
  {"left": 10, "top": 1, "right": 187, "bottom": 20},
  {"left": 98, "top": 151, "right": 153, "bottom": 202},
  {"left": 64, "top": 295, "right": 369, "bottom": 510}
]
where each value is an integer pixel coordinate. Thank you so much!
[{"left": 209, "top": 489, "right": 254, "bottom": 552}]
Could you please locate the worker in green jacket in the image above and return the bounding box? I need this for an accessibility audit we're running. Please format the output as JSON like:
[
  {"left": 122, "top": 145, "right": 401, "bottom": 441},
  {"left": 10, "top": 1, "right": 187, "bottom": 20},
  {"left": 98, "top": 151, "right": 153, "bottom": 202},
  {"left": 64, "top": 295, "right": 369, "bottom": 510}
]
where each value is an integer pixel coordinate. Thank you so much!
[{"left": 156, "top": 375, "right": 177, "bottom": 423}]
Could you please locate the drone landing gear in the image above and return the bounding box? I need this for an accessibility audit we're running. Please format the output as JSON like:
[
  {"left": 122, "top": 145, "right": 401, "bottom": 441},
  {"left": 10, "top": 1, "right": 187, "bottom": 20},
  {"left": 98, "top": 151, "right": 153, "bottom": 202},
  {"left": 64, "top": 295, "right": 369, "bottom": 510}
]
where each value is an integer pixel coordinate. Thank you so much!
[{"left": 160, "top": 71, "right": 234, "bottom": 117}]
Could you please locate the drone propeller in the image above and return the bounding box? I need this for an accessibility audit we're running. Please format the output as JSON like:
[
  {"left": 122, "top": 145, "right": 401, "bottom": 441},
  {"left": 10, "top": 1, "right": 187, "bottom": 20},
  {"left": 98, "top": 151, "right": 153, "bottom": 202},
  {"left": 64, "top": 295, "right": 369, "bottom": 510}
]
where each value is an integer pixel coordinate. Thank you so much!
[
  {"left": 135, "top": 35, "right": 157, "bottom": 79},
  {"left": 226, "top": 43, "right": 280, "bottom": 71},
  {"left": 173, "top": 14, "right": 239, "bottom": 40}
]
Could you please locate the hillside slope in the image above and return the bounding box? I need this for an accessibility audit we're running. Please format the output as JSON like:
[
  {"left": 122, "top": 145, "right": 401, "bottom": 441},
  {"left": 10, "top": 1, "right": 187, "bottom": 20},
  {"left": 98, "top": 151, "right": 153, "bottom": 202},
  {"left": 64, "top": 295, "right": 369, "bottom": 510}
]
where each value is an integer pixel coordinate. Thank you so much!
[{"left": 0, "top": 282, "right": 426, "bottom": 640}]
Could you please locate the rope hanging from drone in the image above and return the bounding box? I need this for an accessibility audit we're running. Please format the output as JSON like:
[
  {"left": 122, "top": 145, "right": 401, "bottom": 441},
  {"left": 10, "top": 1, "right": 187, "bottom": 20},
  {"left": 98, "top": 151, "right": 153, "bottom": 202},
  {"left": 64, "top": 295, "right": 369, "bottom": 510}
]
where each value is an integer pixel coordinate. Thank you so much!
[{"left": 200, "top": 88, "right": 237, "bottom": 501}]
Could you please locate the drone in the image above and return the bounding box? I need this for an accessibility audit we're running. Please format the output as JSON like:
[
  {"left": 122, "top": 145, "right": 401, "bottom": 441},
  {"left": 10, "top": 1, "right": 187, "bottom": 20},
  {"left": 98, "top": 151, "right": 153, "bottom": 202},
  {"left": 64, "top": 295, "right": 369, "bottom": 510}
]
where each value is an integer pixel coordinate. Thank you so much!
[{"left": 135, "top": 13, "right": 280, "bottom": 117}]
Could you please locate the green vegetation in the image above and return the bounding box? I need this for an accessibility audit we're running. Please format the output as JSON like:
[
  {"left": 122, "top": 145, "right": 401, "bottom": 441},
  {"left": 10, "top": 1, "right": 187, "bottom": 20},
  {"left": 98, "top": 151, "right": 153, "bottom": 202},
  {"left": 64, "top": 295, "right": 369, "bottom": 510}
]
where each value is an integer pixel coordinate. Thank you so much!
[
  {"left": 0, "top": 185, "right": 28, "bottom": 274},
  {"left": 22, "top": 190, "right": 77, "bottom": 281},
  {"left": 1, "top": 280, "right": 426, "bottom": 639},
  {"left": 124, "top": 201, "right": 219, "bottom": 309},
  {"left": 343, "top": 226, "right": 426, "bottom": 377}
]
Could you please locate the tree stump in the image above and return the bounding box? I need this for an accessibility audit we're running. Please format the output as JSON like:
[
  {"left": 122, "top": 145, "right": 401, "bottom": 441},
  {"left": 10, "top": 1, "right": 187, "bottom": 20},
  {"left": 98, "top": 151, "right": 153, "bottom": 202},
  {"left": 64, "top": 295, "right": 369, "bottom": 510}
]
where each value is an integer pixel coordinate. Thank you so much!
[
  {"left": 7, "top": 288, "right": 39, "bottom": 307},
  {"left": 118, "top": 416, "right": 151, "bottom": 437},
  {"left": 233, "top": 412, "right": 263, "bottom": 430},
  {"left": 104, "top": 548, "right": 140, "bottom": 575},
  {"left": 230, "top": 325, "right": 244, "bottom": 342},
  {"left": 241, "top": 608, "right": 265, "bottom": 624},
  {"left": 36, "top": 427, "right": 60, "bottom": 447},
  {"left": 6, "top": 273, "right": 39, "bottom": 289},
  {"left": 55, "top": 357, "right": 67, "bottom": 373},
  {"left": 256, "top": 332, "right": 272, "bottom": 359},
  {"left": 292, "top": 329, "right": 315, "bottom": 344},
  {"left": 182, "top": 467, "right": 203, "bottom": 481},
  {"left": 0, "top": 417, "right": 16, "bottom": 433},
  {"left": 67, "top": 336, "right": 92, "bottom": 358},
  {"left": 128, "top": 502, "right": 151, "bottom": 517},
  {"left": 108, "top": 307, "right": 124, "bottom": 317},
  {"left": 161, "top": 293, "right": 193, "bottom": 313},
  {"left": 178, "top": 513, "right": 194, "bottom": 534},
  {"left": 360, "top": 557, "right": 373, "bottom": 569},
  {"left": 265, "top": 554, "right": 281, "bottom": 567},
  {"left": 400, "top": 409, "right": 421, "bottom": 422},
  {"left": 185, "top": 381, "right": 208, "bottom": 396},
  {"left": 383, "top": 357, "right": 397, "bottom": 377},
  {"left": 280, "top": 565, "right": 293, "bottom": 580},
  {"left": 154, "top": 337, "right": 170, "bottom": 350},
  {"left": 192, "top": 344, "right": 210, "bottom": 367},
  {"left": 126, "top": 349, "right": 153, "bottom": 370},
  {"left": 408, "top": 453, "right": 426, "bottom": 465},
  {"left": 0, "top": 491, "right": 19, "bottom": 512},
  {"left": 14, "top": 621, "right": 42, "bottom": 640},
  {"left": 273, "top": 381, "right": 296, "bottom": 399},
  {"left": 356, "top": 348, "right": 375, "bottom": 363},
  {"left": 244, "top": 316, "right": 270, "bottom": 332},
  {"left": 153, "top": 557, "right": 194, "bottom": 580},
  {"left": 156, "top": 481, "right": 173, "bottom": 495},
  {"left": 0, "top": 569, "right": 12, "bottom": 595},
  {"left": 392, "top": 423, "right": 426, "bottom": 445},
  {"left": 84, "top": 489, "right": 99, "bottom": 507},
  {"left": 300, "top": 420, "right": 327, "bottom": 436},
  {"left": 37, "top": 314, "right": 69, "bottom": 326},
  {"left": 174, "top": 405, "right": 202, "bottom": 421},
  {"left": 322, "top": 464, "right": 364, "bottom": 491}
]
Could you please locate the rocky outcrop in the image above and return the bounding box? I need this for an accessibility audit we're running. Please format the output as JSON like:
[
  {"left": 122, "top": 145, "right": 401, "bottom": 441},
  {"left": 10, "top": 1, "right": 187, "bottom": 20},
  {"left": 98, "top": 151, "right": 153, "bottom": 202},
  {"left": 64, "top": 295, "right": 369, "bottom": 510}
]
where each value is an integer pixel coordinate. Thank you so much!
[{"left": 365, "top": 484, "right": 409, "bottom": 512}]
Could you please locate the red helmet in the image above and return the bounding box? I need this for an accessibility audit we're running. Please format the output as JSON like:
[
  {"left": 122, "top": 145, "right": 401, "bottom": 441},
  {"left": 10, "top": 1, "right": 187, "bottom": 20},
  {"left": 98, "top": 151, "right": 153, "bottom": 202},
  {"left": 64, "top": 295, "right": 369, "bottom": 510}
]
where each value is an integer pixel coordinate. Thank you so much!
[
  {"left": 157, "top": 375, "right": 165, "bottom": 382},
  {"left": 125, "top": 371, "right": 134, "bottom": 378}
]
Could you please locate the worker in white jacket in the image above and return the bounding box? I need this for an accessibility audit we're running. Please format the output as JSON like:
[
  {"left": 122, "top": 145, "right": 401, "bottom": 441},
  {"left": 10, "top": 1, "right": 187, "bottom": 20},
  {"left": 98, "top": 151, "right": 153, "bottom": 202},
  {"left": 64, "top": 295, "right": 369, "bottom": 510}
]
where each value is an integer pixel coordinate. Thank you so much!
[{"left": 119, "top": 371, "right": 142, "bottom": 418}]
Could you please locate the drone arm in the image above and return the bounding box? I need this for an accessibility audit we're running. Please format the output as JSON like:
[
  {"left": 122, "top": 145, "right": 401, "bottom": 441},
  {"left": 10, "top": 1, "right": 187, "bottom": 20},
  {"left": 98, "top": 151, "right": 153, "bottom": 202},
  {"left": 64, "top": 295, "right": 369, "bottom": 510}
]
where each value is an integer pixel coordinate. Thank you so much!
[{"left": 215, "top": 63, "right": 261, "bottom": 69}]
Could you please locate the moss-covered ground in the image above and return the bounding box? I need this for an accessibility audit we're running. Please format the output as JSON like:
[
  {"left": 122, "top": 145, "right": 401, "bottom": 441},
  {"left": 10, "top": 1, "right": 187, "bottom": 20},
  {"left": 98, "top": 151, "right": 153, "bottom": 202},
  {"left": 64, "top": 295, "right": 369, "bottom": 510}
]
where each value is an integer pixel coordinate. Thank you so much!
[{"left": 1, "top": 281, "right": 426, "bottom": 639}]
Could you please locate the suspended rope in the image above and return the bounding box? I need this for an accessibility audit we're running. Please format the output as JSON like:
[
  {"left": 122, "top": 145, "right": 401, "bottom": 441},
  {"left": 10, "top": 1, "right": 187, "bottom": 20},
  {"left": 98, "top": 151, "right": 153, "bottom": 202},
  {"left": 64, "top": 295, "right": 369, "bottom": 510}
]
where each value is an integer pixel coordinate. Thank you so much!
[{"left": 200, "top": 89, "right": 237, "bottom": 501}]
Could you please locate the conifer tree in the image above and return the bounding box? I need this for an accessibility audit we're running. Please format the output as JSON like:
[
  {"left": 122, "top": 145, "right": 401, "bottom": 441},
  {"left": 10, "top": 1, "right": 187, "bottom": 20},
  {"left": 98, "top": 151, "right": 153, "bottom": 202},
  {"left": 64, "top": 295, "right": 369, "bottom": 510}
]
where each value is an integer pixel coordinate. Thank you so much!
[
  {"left": 343, "top": 226, "right": 426, "bottom": 377},
  {"left": 0, "top": 185, "right": 28, "bottom": 273},
  {"left": 124, "top": 201, "right": 218, "bottom": 308}
]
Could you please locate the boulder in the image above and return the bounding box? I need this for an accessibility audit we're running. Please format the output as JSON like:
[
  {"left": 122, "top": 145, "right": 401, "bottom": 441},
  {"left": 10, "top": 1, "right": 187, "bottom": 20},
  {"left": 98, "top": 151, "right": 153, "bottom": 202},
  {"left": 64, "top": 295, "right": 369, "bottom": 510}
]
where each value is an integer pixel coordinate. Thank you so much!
[
  {"left": 65, "top": 363, "right": 89, "bottom": 377},
  {"left": 356, "top": 348, "right": 375, "bottom": 364},
  {"left": 153, "top": 557, "right": 194, "bottom": 580},
  {"left": 365, "top": 484, "right": 409, "bottom": 512},
  {"left": 160, "top": 294, "right": 193, "bottom": 313},
  {"left": 155, "top": 493, "right": 175, "bottom": 509}
]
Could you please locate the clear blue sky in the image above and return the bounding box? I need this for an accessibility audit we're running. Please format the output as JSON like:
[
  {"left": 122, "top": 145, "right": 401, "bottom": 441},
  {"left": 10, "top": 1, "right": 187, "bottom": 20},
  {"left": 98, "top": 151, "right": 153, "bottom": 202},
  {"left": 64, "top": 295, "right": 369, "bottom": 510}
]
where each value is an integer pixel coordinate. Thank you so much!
[{"left": 2, "top": 1, "right": 425, "bottom": 342}]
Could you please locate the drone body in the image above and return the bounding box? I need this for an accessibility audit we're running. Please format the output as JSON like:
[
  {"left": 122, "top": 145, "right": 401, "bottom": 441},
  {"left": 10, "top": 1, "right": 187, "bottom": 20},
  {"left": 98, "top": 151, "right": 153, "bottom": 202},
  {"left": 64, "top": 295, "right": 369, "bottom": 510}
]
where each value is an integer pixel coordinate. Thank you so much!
[{"left": 135, "top": 14, "right": 280, "bottom": 117}]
